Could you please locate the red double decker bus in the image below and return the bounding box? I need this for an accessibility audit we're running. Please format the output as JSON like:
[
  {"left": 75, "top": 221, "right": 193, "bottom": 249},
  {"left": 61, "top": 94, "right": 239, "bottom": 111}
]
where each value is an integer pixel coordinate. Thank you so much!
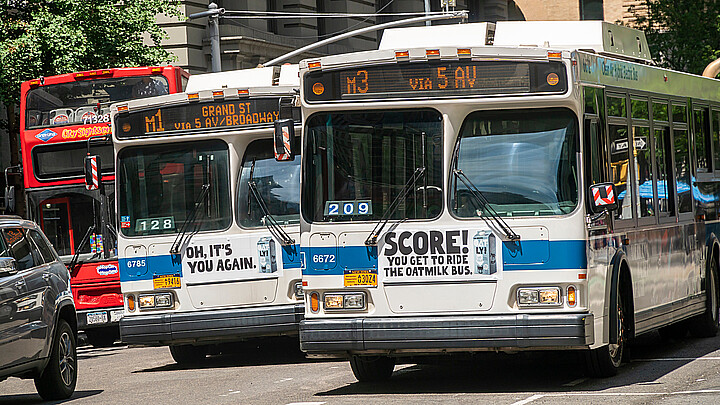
[{"left": 19, "top": 66, "right": 188, "bottom": 347}]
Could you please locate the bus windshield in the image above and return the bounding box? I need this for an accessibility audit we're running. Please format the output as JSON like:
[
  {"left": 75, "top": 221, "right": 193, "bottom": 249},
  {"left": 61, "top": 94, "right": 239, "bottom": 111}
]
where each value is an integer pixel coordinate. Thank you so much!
[
  {"left": 237, "top": 139, "right": 300, "bottom": 228},
  {"left": 303, "top": 109, "right": 443, "bottom": 223},
  {"left": 26, "top": 75, "right": 169, "bottom": 129},
  {"left": 117, "top": 140, "right": 231, "bottom": 237},
  {"left": 451, "top": 108, "right": 579, "bottom": 218}
]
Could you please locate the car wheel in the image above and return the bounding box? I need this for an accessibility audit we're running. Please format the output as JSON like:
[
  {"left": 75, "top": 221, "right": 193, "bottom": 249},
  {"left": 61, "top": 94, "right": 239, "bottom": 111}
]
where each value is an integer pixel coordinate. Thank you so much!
[
  {"left": 169, "top": 344, "right": 207, "bottom": 365},
  {"left": 349, "top": 355, "right": 395, "bottom": 382},
  {"left": 34, "top": 319, "right": 77, "bottom": 400}
]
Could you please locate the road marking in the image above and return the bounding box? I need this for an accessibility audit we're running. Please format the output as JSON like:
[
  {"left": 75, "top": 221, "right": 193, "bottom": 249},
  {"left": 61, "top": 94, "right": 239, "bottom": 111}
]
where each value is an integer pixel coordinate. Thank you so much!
[
  {"left": 275, "top": 378, "right": 294, "bottom": 383},
  {"left": 509, "top": 388, "right": 720, "bottom": 403},
  {"left": 562, "top": 378, "right": 587, "bottom": 387},
  {"left": 510, "top": 394, "right": 544, "bottom": 405},
  {"left": 285, "top": 403, "right": 326, "bottom": 405}
]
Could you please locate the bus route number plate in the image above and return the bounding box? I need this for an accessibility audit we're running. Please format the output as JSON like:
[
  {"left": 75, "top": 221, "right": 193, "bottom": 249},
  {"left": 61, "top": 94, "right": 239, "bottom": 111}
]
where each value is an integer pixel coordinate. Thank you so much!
[
  {"left": 153, "top": 274, "right": 181, "bottom": 289},
  {"left": 344, "top": 270, "right": 377, "bottom": 287}
]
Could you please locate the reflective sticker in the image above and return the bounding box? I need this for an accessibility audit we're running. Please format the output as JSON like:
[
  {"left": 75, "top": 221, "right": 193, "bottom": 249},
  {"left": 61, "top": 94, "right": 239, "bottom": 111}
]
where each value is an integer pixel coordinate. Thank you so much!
[{"left": 35, "top": 129, "right": 57, "bottom": 142}]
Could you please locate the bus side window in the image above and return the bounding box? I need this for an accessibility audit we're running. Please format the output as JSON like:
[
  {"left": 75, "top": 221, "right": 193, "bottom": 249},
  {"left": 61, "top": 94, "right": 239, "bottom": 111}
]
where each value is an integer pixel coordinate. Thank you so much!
[
  {"left": 713, "top": 110, "right": 720, "bottom": 172},
  {"left": 584, "top": 118, "right": 604, "bottom": 185},
  {"left": 694, "top": 107, "right": 711, "bottom": 173},
  {"left": 654, "top": 126, "right": 675, "bottom": 216}
]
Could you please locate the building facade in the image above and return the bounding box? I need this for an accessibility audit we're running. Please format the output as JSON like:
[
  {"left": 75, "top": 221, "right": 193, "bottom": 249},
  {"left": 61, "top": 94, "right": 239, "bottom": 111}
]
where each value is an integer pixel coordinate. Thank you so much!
[{"left": 161, "top": 0, "right": 641, "bottom": 74}]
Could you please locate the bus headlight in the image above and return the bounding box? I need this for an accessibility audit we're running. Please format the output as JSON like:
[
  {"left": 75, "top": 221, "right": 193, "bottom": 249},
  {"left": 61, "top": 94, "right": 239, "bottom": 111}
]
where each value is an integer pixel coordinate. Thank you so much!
[
  {"left": 323, "top": 292, "right": 366, "bottom": 310},
  {"left": 517, "top": 287, "right": 561, "bottom": 306},
  {"left": 138, "top": 293, "right": 173, "bottom": 309}
]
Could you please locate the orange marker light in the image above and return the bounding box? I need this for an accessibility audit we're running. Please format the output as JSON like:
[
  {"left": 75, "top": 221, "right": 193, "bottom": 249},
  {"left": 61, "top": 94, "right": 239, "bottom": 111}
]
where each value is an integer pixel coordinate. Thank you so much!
[
  {"left": 302, "top": 281, "right": 308, "bottom": 287},
  {"left": 312, "top": 82, "right": 325, "bottom": 96},
  {"left": 237, "top": 89, "right": 249, "bottom": 96},
  {"left": 308, "top": 61, "right": 322, "bottom": 70},
  {"left": 426, "top": 49, "right": 440, "bottom": 57},
  {"left": 567, "top": 286, "right": 576, "bottom": 306},
  {"left": 457, "top": 48, "right": 472, "bottom": 57},
  {"left": 547, "top": 51, "right": 562, "bottom": 58},
  {"left": 212, "top": 90, "right": 224, "bottom": 98},
  {"left": 395, "top": 50, "right": 409, "bottom": 59},
  {"left": 310, "top": 292, "right": 320, "bottom": 313},
  {"left": 578, "top": 273, "right": 587, "bottom": 280},
  {"left": 117, "top": 105, "right": 129, "bottom": 113},
  {"left": 127, "top": 295, "right": 135, "bottom": 312},
  {"left": 151, "top": 67, "right": 163, "bottom": 74},
  {"left": 187, "top": 93, "right": 199, "bottom": 100}
]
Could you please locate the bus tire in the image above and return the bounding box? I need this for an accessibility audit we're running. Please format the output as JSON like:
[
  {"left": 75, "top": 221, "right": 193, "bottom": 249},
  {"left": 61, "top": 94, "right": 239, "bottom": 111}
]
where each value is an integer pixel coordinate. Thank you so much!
[
  {"left": 349, "top": 355, "right": 395, "bottom": 382},
  {"left": 34, "top": 319, "right": 77, "bottom": 400},
  {"left": 169, "top": 344, "right": 207, "bottom": 365},
  {"left": 585, "top": 280, "right": 627, "bottom": 377},
  {"left": 689, "top": 258, "right": 720, "bottom": 338},
  {"left": 85, "top": 327, "right": 119, "bottom": 348}
]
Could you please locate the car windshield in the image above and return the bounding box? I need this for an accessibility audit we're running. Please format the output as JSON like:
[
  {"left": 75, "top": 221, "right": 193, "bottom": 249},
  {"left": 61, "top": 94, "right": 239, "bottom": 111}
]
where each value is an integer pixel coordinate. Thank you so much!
[
  {"left": 451, "top": 108, "right": 579, "bottom": 217},
  {"left": 117, "top": 140, "right": 231, "bottom": 237},
  {"left": 26, "top": 75, "right": 169, "bottom": 129},
  {"left": 237, "top": 138, "right": 301, "bottom": 228},
  {"left": 303, "top": 109, "right": 443, "bottom": 223}
]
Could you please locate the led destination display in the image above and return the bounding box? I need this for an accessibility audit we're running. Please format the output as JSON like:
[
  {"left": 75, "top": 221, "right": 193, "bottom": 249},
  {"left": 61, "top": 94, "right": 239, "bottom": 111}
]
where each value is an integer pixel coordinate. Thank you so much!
[
  {"left": 116, "top": 98, "right": 281, "bottom": 138},
  {"left": 305, "top": 60, "right": 567, "bottom": 102}
]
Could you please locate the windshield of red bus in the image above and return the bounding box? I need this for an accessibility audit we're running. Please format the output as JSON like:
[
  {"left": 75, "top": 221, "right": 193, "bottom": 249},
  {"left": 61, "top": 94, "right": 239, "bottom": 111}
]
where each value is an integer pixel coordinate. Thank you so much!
[{"left": 25, "top": 75, "right": 169, "bottom": 129}]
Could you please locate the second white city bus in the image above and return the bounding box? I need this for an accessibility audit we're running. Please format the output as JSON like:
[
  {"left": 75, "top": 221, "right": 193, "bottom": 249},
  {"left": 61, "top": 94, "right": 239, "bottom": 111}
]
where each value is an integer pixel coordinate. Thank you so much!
[
  {"left": 110, "top": 66, "right": 304, "bottom": 363},
  {"left": 295, "top": 21, "right": 720, "bottom": 380}
]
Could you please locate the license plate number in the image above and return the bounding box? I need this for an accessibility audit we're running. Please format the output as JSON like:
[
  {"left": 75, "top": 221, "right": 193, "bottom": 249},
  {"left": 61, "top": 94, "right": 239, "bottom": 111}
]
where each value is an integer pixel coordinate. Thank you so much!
[
  {"left": 86, "top": 311, "right": 108, "bottom": 325},
  {"left": 344, "top": 270, "right": 377, "bottom": 287},
  {"left": 153, "top": 275, "right": 181, "bottom": 289},
  {"left": 110, "top": 309, "right": 124, "bottom": 323}
]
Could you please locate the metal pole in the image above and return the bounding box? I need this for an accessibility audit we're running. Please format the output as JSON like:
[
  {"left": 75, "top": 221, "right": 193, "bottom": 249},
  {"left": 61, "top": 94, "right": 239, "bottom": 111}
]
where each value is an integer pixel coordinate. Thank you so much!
[
  {"left": 208, "top": 3, "right": 221, "bottom": 72},
  {"left": 424, "top": 0, "right": 432, "bottom": 26},
  {"left": 263, "top": 11, "right": 468, "bottom": 67}
]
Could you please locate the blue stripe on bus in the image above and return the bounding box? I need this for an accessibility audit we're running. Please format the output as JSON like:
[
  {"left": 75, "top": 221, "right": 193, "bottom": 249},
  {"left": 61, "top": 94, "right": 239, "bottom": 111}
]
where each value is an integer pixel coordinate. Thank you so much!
[
  {"left": 302, "top": 239, "right": 586, "bottom": 276},
  {"left": 119, "top": 244, "right": 304, "bottom": 281}
]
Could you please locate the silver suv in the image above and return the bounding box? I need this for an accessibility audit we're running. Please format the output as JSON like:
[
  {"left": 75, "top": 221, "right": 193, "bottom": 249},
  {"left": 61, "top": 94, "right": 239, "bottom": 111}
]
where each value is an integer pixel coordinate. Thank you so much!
[{"left": 0, "top": 216, "right": 77, "bottom": 400}]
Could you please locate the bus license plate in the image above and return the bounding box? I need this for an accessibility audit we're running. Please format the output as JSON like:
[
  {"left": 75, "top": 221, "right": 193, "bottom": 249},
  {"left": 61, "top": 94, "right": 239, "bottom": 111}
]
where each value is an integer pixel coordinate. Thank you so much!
[
  {"left": 344, "top": 270, "right": 377, "bottom": 287},
  {"left": 153, "top": 275, "right": 181, "bottom": 289},
  {"left": 86, "top": 311, "right": 108, "bottom": 325}
]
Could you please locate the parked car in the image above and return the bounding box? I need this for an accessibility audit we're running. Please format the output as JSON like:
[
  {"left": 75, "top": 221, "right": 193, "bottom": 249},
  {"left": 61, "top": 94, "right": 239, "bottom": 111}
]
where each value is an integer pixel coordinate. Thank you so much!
[{"left": 0, "top": 216, "right": 77, "bottom": 400}]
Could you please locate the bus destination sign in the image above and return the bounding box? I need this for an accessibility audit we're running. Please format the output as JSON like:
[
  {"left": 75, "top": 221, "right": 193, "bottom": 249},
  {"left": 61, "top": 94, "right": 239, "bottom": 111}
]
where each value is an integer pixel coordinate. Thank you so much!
[
  {"left": 116, "top": 98, "right": 280, "bottom": 138},
  {"left": 305, "top": 61, "right": 567, "bottom": 102}
]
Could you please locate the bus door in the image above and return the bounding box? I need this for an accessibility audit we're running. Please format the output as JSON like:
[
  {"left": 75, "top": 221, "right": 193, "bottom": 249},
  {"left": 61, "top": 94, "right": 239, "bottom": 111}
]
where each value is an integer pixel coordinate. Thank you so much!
[{"left": 39, "top": 197, "right": 75, "bottom": 256}]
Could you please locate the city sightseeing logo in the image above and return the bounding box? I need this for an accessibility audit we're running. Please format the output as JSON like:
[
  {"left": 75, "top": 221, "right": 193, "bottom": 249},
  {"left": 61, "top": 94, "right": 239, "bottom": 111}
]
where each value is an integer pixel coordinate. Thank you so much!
[
  {"left": 35, "top": 129, "right": 57, "bottom": 142},
  {"left": 96, "top": 264, "right": 119, "bottom": 276}
]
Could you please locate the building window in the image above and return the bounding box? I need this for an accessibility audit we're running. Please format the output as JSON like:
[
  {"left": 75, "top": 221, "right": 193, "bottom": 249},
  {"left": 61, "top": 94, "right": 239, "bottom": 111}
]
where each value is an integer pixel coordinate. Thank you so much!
[{"left": 580, "top": 0, "right": 604, "bottom": 20}]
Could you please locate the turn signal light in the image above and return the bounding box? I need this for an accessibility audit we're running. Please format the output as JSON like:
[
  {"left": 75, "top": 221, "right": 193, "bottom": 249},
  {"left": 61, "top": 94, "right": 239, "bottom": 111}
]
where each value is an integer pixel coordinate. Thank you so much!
[
  {"left": 568, "top": 286, "right": 577, "bottom": 307},
  {"left": 127, "top": 295, "right": 135, "bottom": 312},
  {"left": 310, "top": 292, "right": 320, "bottom": 313}
]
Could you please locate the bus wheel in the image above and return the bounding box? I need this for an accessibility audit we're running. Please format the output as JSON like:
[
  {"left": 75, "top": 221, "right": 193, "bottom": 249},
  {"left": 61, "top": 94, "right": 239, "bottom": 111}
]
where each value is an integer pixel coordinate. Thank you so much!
[
  {"left": 585, "top": 287, "right": 626, "bottom": 377},
  {"left": 689, "top": 259, "right": 720, "bottom": 338},
  {"left": 349, "top": 355, "right": 395, "bottom": 382},
  {"left": 169, "top": 344, "right": 208, "bottom": 365}
]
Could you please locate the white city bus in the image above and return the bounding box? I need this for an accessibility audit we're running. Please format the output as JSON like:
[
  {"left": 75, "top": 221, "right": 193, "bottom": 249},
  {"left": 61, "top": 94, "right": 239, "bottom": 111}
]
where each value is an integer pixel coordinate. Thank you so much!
[
  {"left": 295, "top": 21, "right": 720, "bottom": 380},
  {"left": 109, "top": 66, "right": 303, "bottom": 364}
]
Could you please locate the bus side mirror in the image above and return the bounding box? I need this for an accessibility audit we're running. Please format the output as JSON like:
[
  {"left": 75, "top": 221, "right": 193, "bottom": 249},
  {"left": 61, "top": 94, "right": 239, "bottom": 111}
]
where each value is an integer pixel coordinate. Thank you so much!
[
  {"left": 273, "top": 119, "right": 295, "bottom": 161},
  {"left": 84, "top": 155, "right": 102, "bottom": 190},
  {"left": 589, "top": 182, "right": 618, "bottom": 213}
]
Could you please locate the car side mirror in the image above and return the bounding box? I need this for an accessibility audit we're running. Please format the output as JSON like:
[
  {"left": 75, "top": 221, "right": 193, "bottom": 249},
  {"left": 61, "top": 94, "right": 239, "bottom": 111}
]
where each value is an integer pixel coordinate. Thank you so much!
[
  {"left": 0, "top": 257, "right": 17, "bottom": 277},
  {"left": 84, "top": 155, "right": 102, "bottom": 190},
  {"left": 273, "top": 119, "right": 295, "bottom": 161},
  {"left": 589, "top": 182, "right": 618, "bottom": 213}
]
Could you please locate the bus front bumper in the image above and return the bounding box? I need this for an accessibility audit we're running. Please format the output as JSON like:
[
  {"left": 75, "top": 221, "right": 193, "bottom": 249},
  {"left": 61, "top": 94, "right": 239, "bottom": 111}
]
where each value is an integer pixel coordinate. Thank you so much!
[
  {"left": 120, "top": 303, "right": 304, "bottom": 345},
  {"left": 300, "top": 313, "right": 593, "bottom": 355}
]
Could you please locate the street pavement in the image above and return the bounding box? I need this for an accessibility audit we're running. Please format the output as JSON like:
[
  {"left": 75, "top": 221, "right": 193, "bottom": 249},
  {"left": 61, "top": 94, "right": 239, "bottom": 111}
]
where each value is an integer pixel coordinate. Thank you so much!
[{"left": 2, "top": 332, "right": 720, "bottom": 404}]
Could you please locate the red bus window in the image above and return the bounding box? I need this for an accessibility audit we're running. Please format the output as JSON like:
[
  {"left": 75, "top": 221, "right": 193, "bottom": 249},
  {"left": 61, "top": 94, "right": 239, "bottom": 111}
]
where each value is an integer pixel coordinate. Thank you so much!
[{"left": 39, "top": 195, "right": 96, "bottom": 257}]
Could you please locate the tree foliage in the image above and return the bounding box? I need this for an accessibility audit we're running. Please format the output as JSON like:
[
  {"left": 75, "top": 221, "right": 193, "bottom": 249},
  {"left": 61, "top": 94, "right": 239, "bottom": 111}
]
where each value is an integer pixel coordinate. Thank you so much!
[
  {"left": 0, "top": 0, "right": 182, "bottom": 108},
  {"left": 631, "top": 0, "right": 720, "bottom": 75}
]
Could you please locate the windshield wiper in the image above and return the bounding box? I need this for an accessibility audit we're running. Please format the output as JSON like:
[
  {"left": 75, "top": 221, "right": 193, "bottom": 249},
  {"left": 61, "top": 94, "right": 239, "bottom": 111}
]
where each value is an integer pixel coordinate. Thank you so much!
[
  {"left": 453, "top": 169, "right": 520, "bottom": 241},
  {"left": 365, "top": 167, "right": 425, "bottom": 246},
  {"left": 247, "top": 159, "right": 295, "bottom": 246},
  {"left": 170, "top": 183, "right": 210, "bottom": 254}
]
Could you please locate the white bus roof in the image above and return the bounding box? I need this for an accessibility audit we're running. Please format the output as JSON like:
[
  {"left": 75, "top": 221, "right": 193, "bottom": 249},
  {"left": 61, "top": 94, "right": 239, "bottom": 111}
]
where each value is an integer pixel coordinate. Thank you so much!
[
  {"left": 185, "top": 65, "right": 299, "bottom": 92},
  {"left": 379, "top": 22, "right": 494, "bottom": 49}
]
